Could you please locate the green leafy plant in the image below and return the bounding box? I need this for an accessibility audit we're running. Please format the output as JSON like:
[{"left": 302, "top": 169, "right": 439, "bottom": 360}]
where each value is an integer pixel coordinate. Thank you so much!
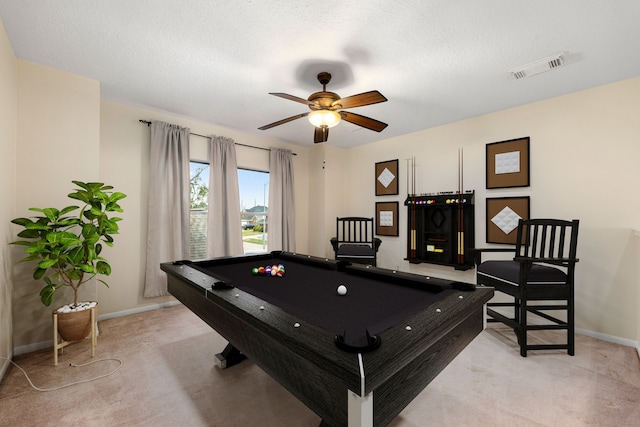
[{"left": 11, "top": 181, "right": 126, "bottom": 307}]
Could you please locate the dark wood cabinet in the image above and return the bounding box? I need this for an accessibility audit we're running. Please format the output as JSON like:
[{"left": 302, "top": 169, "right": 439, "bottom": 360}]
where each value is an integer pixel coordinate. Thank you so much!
[{"left": 405, "top": 191, "right": 475, "bottom": 270}]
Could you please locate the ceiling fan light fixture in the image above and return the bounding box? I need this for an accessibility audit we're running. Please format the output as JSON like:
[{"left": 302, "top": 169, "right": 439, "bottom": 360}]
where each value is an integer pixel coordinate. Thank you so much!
[
  {"left": 308, "top": 110, "right": 341, "bottom": 128},
  {"left": 259, "top": 71, "right": 387, "bottom": 143}
]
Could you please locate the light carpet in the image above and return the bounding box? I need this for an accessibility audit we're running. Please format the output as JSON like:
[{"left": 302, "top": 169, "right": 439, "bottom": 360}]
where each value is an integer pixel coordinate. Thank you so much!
[{"left": 1, "top": 304, "right": 638, "bottom": 426}]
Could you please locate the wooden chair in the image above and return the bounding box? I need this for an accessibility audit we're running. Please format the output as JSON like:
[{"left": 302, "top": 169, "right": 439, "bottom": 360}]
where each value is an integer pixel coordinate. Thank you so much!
[
  {"left": 330, "top": 217, "right": 381, "bottom": 266},
  {"left": 475, "top": 218, "right": 579, "bottom": 356}
]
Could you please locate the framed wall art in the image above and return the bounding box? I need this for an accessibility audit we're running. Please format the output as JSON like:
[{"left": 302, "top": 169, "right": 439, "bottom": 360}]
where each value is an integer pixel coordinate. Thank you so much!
[
  {"left": 375, "top": 159, "right": 399, "bottom": 196},
  {"left": 375, "top": 201, "right": 399, "bottom": 236},
  {"left": 486, "top": 196, "right": 530, "bottom": 244},
  {"left": 486, "top": 137, "right": 530, "bottom": 189}
]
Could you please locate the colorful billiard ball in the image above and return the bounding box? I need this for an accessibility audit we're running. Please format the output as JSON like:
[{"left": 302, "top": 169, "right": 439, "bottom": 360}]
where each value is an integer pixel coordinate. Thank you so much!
[
  {"left": 251, "top": 267, "right": 259, "bottom": 275},
  {"left": 258, "top": 266, "right": 266, "bottom": 275}
]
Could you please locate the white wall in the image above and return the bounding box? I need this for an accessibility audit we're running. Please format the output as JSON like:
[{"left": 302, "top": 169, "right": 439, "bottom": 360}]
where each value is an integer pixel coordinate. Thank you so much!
[
  {"left": 0, "top": 18, "right": 17, "bottom": 378},
  {"left": 329, "top": 77, "right": 640, "bottom": 343}
]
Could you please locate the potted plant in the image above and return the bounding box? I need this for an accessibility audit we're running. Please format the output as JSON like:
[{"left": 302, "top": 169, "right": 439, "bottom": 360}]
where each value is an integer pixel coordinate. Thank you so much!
[{"left": 11, "top": 181, "right": 126, "bottom": 341}]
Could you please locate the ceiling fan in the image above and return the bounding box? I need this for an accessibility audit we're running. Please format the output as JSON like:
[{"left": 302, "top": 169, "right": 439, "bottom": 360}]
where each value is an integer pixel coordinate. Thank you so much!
[{"left": 258, "top": 72, "right": 388, "bottom": 143}]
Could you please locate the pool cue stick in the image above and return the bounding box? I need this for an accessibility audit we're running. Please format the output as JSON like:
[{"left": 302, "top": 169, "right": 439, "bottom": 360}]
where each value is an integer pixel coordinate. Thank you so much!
[
  {"left": 457, "top": 148, "right": 465, "bottom": 264},
  {"left": 406, "top": 158, "right": 410, "bottom": 197},
  {"left": 409, "top": 156, "right": 417, "bottom": 258},
  {"left": 413, "top": 156, "right": 416, "bottom": 196}
]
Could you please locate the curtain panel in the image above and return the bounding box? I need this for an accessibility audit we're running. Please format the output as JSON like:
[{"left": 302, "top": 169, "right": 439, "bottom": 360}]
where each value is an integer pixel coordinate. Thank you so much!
[
  {"left": 144, "top": 121, "right": 190, "bottom": 298},
  {"left": 207, "top": 135, "right": 244, "bottom": 257},
  {"left": 268, "top": 148, "right": 295, "bottom": 251}
]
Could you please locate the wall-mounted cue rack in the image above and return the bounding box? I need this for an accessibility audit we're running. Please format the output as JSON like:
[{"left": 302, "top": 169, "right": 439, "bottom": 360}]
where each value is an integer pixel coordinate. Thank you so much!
[{"left": 404, "top": 191, "right": 475, "bottom": 270}]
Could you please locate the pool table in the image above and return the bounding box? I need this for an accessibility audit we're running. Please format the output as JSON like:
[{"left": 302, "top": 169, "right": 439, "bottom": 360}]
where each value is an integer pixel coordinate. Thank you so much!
[{"left": 161, "top": 251, "right": 493, "bottom": 427}]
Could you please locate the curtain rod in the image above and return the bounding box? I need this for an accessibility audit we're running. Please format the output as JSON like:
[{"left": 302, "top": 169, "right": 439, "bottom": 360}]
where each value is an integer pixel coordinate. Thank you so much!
[{"left": 138, "top": 120, "right": 296, "bottom": 155}]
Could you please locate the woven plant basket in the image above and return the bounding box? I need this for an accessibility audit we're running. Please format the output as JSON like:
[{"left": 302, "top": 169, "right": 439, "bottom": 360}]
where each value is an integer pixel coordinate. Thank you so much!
[{"left": 54, "top": 303, "right": 97, "bottom": 342}]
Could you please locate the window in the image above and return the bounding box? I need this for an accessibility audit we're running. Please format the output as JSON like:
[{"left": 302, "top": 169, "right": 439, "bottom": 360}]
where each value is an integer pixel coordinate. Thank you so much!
[
  {"left": 189, "top": 161, "right": 209, "bottom": 259},
  {"left": 189, "top": 162, "right": 269, "bottom": 258},
  {"left": 238, "top": 169, "right": 269, "bottom": 254}
]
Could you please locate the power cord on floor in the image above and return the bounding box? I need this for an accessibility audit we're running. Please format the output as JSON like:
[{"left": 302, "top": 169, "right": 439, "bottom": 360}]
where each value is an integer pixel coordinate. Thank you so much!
[{"left": 0, "top": 356, "right": 122, "bottom": 392}]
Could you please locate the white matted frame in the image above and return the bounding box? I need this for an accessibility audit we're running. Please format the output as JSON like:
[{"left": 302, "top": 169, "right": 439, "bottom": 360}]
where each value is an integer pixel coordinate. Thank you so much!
[
  {"left": 375, "top": 202, "right": 399, "bottom": 236},
  {"left": 486, "top": 196, "right": 530, "bottom": 244},
  {"left": 486, "top": 137, "right": 530, "bottom": 189},
  {"left": 375, "top": 159, "right": 399, "bottom": 196}
]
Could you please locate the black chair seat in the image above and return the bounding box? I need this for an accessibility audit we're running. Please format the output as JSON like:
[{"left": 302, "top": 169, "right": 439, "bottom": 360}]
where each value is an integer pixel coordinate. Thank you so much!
[
  {"left": 337, "top": 244, "right": 375, "bottom": 258},
  {"left": 478, "top": 260, "right": 567, "bottom": 285}
]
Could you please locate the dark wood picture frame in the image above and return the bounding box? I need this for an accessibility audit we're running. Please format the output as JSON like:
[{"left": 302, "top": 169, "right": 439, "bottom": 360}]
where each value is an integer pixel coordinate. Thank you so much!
[
  {"left": 486, "top": 196, "right": 530, "bottom": 244},
  {"left": 486, "top": 137, "right": 530, "bottom": 189},
  {"left": 375, "top": 159, "right": 399, "bottom": 196},
  {"left": 375, "top": 202, "right": 399, "bottom": 236}
]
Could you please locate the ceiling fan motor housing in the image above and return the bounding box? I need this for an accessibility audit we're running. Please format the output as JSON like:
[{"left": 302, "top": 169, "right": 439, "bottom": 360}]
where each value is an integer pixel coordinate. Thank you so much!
[
  {"left": 308, "top": 91, "right": 340, "bottom": 110},
  {"left": 308, "top": 72, "right": 341, "bottom": 110}
]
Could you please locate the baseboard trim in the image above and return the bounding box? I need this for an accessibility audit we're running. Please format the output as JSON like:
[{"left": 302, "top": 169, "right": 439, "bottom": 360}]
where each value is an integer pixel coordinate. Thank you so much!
[
  {"left": 575, "top": 327, "right": 637, "bottom": 349},
  {"left": 98, "top": 300, "right": 181, "bottom": 321},
  {"left": 13, "top": 300, "right": 182, "bottom": 356}
]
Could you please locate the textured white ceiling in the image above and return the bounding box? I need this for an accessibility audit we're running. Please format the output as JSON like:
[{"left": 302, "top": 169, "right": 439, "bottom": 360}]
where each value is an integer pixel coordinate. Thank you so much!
[{"left": 2, "top": 1, "right": 640, "bottom": 148}]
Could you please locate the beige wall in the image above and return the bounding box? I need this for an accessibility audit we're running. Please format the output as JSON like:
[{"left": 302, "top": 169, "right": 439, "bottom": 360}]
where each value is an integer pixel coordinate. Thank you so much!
[
  {"left": 0, "top": 18, "right": 17, "bottom": 376},
  {"left": 306, "top": 145, "right": 325, "bottom": 257},
  {"left": 3, "top": 20, "right": 639, "bottom": 354},
  {"left": 97, "top": 100, "right": 310, "bottom": 316},
  {"left": 637, "top": 230, "right": 640, "bottom": 356},
  {"left": 12, "top": 60, "right": 101, "bottom": 349},
  {"left": 8, "top": 56, "right": 310, "bottom": 352},
  {"left": 324, "top": 77, "right": 640, "bottom": 343},
  {"left": 636, "top": 230, "right": 640, "bottom": 356},
  {"left": 306, "top": 144, "right": 350, "bottom": 257}
]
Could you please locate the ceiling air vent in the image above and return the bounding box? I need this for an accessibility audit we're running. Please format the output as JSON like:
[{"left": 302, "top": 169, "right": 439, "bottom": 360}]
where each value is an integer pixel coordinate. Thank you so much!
[{"left": 509, "top": 52, "right": 565, "bottom": 80}]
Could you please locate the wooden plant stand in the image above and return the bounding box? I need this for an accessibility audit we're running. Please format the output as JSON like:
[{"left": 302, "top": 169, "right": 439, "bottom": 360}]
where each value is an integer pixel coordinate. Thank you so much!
[{"left": 52, "top": 306, "right": 97, "bottom": 366}]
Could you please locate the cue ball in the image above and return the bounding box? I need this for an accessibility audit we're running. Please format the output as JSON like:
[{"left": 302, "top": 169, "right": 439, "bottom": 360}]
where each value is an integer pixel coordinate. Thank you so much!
[{"left": 337, "top": 285, "right": 347, "bottom": 296}]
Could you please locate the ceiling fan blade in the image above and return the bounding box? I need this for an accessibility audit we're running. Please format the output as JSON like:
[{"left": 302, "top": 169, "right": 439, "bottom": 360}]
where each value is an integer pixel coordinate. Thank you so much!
[
  {"left": 269, "top": 93, "right": 315, "bottom": 106},
  {"left": 314, "top": 126, "right": 329, "bottom": 143},
  {"left": 341, "top": 111, "right": 388, "bottom": 132},
  {"left": 258, "top": 113, "right": 309, "bottom": 130},
  {"left": 333, "top": 90, "right": 387, "bottom": 109}
]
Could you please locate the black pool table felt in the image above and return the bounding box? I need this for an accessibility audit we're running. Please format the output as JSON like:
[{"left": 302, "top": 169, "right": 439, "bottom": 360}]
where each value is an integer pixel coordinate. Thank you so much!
[{"left": 191, "top": 257, "right": 458, "bottom": 348}]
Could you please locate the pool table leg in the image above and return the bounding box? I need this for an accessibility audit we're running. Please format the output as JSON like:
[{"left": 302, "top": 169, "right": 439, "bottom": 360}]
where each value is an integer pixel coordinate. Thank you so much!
[
  {"left": 317, "top": 390, "right": 373, "bottom": 427},
  {"left": 483, "top": 303, "right": 488, "bottom": 329},
  {"left": 214, "top": 343, "right": 247, "bottom": 369},
  {"left": 347, "top": 389, "right": 374, "bottom": 427}
]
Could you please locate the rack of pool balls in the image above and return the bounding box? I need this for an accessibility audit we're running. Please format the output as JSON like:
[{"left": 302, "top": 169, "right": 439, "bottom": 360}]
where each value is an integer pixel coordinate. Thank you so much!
[{"left": 251, "top": 264, "right": 285, "bottom": 277}]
